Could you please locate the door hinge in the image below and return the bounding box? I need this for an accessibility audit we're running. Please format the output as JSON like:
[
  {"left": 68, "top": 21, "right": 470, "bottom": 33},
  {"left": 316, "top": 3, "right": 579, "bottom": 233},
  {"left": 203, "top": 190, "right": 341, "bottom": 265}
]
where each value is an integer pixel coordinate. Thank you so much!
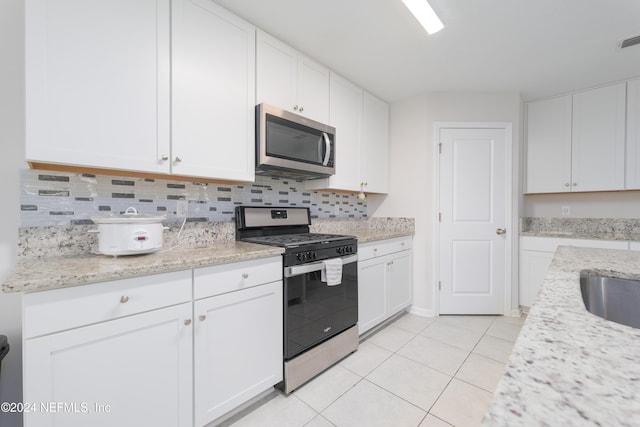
[
  {"left": 438, "top": 281, "right": 441, "bottom": 291},
  {"left": 438, "top": 143, "right": 442, "bottom": 154}
]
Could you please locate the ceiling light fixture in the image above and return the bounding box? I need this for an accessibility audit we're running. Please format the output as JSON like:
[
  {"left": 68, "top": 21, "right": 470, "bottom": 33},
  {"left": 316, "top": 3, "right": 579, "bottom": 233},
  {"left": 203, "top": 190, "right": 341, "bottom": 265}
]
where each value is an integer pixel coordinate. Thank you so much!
[{"left": 402, "top": 0, "right": 444, "bottom": 35}]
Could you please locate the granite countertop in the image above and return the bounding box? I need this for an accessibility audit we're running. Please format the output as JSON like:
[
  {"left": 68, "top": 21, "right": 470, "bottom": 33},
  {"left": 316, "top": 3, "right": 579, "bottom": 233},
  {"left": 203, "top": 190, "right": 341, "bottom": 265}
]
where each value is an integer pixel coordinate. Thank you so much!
[
  {"left": 2, "top": 225, "right": 414, "bottom": 294},
  {"left": 2, "top": 241, "right": 284, "bottom": 294},
  {"left": 484, "top": 246, "right": 640, "bottom": 426},
  {"left": 520, "top": 230, "right": 640, "bottom": 241}
]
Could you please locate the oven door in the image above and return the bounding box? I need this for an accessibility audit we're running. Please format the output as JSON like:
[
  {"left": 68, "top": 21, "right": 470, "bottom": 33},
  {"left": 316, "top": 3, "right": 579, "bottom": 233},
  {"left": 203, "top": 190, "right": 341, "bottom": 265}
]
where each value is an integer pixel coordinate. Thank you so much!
[{"left": 283, "top": 254, "right": 358, "bottom": 360}]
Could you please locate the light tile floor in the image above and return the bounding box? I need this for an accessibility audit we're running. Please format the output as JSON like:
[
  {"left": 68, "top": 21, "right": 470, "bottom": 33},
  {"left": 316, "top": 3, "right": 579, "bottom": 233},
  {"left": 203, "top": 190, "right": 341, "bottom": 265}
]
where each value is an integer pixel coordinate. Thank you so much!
[{"left": 229, "top": 314, "right": 526, "bottom": 427}]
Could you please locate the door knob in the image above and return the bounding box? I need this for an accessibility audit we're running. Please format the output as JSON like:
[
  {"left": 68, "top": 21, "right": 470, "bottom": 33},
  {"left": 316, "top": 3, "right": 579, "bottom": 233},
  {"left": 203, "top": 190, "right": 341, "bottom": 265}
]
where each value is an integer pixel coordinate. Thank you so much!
[{"left": 496, "top": 228, "right": 507, "bottom": 235}]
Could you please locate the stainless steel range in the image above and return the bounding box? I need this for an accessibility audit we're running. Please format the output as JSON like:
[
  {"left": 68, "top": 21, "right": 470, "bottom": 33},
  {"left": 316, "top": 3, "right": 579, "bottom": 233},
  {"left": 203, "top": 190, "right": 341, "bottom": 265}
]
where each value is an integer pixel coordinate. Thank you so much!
[{"left": 235, "top": 206, "right": 358, "bottom": 393}]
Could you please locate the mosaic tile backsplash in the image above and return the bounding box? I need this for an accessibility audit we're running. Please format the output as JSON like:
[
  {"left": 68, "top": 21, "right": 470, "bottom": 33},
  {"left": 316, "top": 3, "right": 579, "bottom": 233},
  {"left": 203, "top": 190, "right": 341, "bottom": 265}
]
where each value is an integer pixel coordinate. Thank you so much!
[{"left": 20, "top": 169, "right": 367, "bottom": 227}]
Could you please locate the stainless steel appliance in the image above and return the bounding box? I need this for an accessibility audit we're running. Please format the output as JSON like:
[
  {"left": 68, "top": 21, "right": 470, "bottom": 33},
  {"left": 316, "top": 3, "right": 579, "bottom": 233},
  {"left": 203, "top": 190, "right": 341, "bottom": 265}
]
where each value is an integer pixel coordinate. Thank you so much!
[
  {"left": 255, "top": 103, "right": 336, "bottom": 179},
  {"left": 235, "top": 206, "right": 358, "bottom": 393}
]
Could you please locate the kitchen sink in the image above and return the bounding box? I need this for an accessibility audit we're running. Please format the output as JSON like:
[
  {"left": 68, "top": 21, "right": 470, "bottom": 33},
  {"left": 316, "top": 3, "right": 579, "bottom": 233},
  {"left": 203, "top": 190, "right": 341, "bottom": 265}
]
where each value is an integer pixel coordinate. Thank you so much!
[{"left": 580, "top": 275, "right": 640, "bottom": 329}]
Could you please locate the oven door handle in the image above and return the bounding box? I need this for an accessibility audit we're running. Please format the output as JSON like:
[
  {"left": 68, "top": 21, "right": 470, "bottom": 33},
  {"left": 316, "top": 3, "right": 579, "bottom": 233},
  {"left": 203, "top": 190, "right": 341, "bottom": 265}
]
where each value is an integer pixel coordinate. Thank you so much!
[{"left": 284, "top": 254, "right": 358, "bottom": 278}]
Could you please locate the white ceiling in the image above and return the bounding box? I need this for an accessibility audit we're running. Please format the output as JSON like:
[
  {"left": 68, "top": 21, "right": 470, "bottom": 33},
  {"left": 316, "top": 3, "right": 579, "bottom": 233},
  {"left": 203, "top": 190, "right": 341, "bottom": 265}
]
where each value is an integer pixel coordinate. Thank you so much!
[{"left": 214, "top": 0, "right": 640, "bottom": 103}]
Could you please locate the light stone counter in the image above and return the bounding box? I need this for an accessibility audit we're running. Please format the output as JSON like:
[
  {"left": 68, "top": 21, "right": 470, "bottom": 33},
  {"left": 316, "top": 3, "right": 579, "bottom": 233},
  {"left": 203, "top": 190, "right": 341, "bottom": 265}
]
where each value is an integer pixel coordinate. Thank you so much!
[
  {"left": 3, "top": 218, "right": 414, "bottom": 294},
  {"left": 2, "top": 241, "right": 283, "bottom": 293},
  {"left": 484, "top": 246, "right": 640, "bottom": 426}
]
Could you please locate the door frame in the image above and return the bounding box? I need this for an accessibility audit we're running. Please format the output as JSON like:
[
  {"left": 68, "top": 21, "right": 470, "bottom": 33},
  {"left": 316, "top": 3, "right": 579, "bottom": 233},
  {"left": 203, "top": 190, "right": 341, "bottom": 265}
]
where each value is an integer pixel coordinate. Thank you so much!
[{"left": 433, "top": 122, "right": 516, "bottom": 316}]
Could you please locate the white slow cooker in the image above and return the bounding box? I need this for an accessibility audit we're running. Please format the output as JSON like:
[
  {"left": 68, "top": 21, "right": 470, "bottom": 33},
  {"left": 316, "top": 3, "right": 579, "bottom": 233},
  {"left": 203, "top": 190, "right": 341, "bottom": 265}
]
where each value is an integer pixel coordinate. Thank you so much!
[{"left": 90, "top": 207, "right": 168, "bottom": 256}]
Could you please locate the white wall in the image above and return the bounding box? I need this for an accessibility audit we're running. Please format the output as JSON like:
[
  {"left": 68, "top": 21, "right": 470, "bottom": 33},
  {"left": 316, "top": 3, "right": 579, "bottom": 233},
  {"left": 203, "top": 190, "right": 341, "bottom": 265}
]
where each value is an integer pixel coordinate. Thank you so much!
[
  {"left": 370, "top": 91, "right": 522, "bottom": 316},
  {"left": 0, "top": 1, "right": 24, "bottom": 426}
]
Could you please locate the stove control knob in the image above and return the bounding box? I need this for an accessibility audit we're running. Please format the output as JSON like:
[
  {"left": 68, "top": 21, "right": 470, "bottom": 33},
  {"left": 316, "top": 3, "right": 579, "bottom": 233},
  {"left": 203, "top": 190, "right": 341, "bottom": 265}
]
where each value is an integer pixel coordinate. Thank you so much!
[
  {"left": 297, "top": 253, "right": 303, "bottom": 261},
  {"left": 336, "top": 247, "right": 343, "bottom": 254},
  {"left": 312, "top": 252, "right": 317, "bottom": 259}
]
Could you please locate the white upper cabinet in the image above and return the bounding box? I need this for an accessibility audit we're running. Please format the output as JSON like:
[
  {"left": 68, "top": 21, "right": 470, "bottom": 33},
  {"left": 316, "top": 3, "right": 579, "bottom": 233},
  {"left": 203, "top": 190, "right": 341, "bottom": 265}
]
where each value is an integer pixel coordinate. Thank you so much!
[
  {"left": 256, "top": 30, "right": 329, "bottom": 123},
  {"left": 525, "top": 83, "right": 626, "bottom": 193},
  {"left": 571, "top": 83, "right": 626, "bottom": 192},
  {"left": 171, "top": 0, "right": 256, "bottom": 181},
  {"left": 315, "top": 73, "right": 363, "bottom": 192},
  {"left": 25, "top": 0, "right": 172, "bottom": 174},
  {"left": 307, "top": 82, "right": 390, "bottom": 194},
  {"left": 626, "top": 78, "right": 640, "bottom": 189},
  {"left": 525, "top": 95, "right": 572, "bottom": 193},
  {"left": 361, "top": 92, "right": 390, "bottom": 194}
]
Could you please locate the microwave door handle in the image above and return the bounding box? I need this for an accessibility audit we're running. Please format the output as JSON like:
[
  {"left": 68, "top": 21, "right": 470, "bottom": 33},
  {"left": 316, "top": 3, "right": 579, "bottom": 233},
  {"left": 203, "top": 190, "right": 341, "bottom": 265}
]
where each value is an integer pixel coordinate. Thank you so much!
[{"left": 322, "top": 132, "right": 331, "bottom": 166}]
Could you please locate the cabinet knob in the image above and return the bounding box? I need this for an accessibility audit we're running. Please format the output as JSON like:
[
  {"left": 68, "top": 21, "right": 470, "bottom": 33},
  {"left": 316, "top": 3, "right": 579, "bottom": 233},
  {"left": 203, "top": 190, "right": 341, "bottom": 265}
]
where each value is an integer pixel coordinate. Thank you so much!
[
  {"left": 242, "top": 273, "right": 249, "bottom": 279},
  {"left": 161, "top": 154, "right": 169, "bottom": 161},
  {"left": 496, "top": 228, "right": 507, "bottom": 235},
  {"left": 299, "top": 106, "right": 304, "bottom": 112},
  {"left": 564, "top": 183, "right": 570, "bottom": 187},
  {"left": 184, "top": 319, "right": 192, "bottom": 326},
  {"left": 120, "top": 295, "right": 129, "bottom": 304},
  {"left": 293, "top": 105, "right": 299, "bottom": 111},
  {"left": 199, "top": 315, "right": 207, "bottom": 322},
  {"left": 174, "top": 156, "right": 182, "bottom": 163},
  {"left": 572, "top": 182, "right": 577, "bottom": 187}
]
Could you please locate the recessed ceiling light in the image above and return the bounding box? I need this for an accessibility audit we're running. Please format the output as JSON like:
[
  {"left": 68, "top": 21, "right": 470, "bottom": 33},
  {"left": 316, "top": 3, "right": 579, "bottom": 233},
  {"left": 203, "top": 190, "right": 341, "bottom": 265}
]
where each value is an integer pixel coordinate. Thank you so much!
[
  {"left": 402, "top": 0, "right": 444, "bottom": 35},
  {"left": 620, "top": 35, "right": 640, "bottom": 49}
]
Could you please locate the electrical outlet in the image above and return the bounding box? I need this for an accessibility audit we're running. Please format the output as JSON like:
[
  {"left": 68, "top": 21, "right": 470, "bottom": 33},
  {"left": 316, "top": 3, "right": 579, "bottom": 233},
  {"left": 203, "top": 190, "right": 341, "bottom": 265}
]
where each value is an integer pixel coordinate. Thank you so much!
[
  {"left": 561, "top": 206, "right": 570, "bottom": 216},
  {"left": 176, "top": 200, "right": 188, "bottom": 217}
]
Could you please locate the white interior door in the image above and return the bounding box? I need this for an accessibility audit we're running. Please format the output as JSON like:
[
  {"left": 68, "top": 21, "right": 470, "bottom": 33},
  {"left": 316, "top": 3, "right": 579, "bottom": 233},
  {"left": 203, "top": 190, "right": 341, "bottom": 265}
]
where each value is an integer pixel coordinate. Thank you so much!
[{"left": 438, "top": 127, "right": 508, "bottom": 314}]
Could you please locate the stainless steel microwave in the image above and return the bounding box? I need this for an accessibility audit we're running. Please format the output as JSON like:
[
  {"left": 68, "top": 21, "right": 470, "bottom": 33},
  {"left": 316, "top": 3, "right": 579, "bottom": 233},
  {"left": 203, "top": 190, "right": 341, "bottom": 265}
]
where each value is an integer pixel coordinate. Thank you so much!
[{"left": 256, "top": 103, "right": 336, "bottom": 179}]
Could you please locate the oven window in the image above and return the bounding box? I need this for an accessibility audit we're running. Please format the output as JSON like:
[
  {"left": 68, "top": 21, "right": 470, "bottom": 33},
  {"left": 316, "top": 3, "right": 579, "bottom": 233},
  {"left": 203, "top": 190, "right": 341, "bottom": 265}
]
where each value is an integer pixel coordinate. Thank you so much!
[{"left": 284, "top": 262, "right": 358, "bottom": 360}]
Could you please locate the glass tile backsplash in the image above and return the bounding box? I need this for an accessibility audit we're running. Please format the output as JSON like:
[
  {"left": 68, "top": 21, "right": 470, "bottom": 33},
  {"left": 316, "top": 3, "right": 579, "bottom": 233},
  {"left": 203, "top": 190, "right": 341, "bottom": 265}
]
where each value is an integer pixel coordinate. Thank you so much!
[{"left": 20, "top": 170, "right": 367, "bottom": 227}]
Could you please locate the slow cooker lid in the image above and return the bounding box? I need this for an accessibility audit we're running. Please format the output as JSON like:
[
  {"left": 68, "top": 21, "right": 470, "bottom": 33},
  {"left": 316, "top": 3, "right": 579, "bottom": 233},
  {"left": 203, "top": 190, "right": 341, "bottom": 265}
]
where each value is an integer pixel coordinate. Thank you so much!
[{"left": 91, "top": 207, "right": 166, "bottom": 224}]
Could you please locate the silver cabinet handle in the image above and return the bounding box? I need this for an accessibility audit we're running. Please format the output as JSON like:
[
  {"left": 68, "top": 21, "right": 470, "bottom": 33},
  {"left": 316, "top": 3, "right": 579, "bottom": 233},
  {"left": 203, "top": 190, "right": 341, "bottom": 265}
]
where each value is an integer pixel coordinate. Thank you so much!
[
  {"left": 565, "top": 183, "right": 570, "bottom": 187},
  {"left": 242, "top": 273, "right": 249, "bottom": 279},
  {"left": 120, "top": 296, "right": 129, "bottom": 304},
  {"left": 496, "top": 228, "right": 507, "bottom": 235},
  {"left": 572, "top": 182, "right": 577, "bottom": 187},
  {"left": 184, "top": 319, "right": 192, "bottom": 326},
  {"left": 299, "top": 106, "right": 304, "bottom": 112},
  {"left": 161, "top": 154, "right": 169, "bottom": 161},
  {"left": 293, "top": 105, "right": 299, "bottom": 111},
  {"left": 199, "top": 315, "right": 206, "bottom": 322},
  {"left": 174, "top": 156, "right": 182, "bottom": 163}
]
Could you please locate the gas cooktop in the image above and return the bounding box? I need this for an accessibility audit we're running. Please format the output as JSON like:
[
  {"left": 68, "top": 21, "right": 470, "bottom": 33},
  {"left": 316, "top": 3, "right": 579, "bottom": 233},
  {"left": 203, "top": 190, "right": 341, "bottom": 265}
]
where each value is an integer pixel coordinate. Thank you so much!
[{"left": 242, "top": 233, "right": 352, "bottom": 248}]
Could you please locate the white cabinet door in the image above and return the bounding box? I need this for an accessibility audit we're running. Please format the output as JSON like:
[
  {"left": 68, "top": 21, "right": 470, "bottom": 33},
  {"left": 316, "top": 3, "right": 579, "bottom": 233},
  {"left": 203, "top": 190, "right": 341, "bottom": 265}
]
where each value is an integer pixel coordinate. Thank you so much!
[
  {"left": 194, "top": 281, "right": 283, "bottom": 426},
  {"left": 525, "top": 95, "right": 572, "bottom": 193},
  {"left": 296, "top": 55, "right": 330, "bottom": 123},
  {"left": 572, "top": 83, "right": 626, "bottom": 192},
  {"left": 626, "top": 79, "right": 640, "bottom": 189},
  {"left": 361, "top": 92, "right": 389, "bottom": 194},
  {"left": 358, "top": 257, "right": 387, "bottom": 335},
  {"left": 256, "top": 30, "right": 297, "bottom": 114},
  {"left": 325, "top": 73, "right": 363, "bottom": 192},
  {"left": 172, "top": 0, "right": 255, "bottom": 181},
  {"left": 24, "top": 303, "right": 193, "bottom": 427},
  {"left": 25, "top": 0, "right": 171, "bottom": 174},
  {"left": 256, "top": 30, "right": 329, "bottom": 123},
  {"left": 386, "top": 250, "right": 413, "bottom": 315},
  {"left": 630, "top": 242, "right": 640, "bottom": 251},
  {"left": 519, "top": 250, "right": 555, "bottom": 308}
]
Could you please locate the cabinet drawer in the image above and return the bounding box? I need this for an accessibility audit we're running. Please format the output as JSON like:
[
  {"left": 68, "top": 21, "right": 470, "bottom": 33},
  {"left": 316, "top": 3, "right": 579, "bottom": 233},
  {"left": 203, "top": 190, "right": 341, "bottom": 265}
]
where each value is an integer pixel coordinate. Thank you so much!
[
  {"left": 386, "top": 237, "right": 413, "bottom": 254},
  {"left": 358, "top": 236, "right": 413, "bottom": 261},
  {"left": 194, "top": 257, "right": 282, "bottom": 299},
  {"left": 23, "top": 270, "right": 192, "bottom": 339}
]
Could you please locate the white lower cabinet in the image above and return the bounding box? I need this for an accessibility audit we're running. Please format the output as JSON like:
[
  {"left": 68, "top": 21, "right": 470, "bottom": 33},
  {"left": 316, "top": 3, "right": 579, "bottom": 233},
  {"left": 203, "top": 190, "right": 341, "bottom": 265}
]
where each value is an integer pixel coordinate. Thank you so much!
[
  {"left": 193, "top": 272, "right": 282, "bottom": 426},
  {"left": 23, "top": 271, "right": 193, "bottom": 427},
  {"left": 358, "top": 237, "right": 413, "bottom": 335},
  {"left": 519, "top": 236, "right": 629, "bottom": 307},
  {"left": 22, "top": 258, "right": 284, "bottom": 427}
]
